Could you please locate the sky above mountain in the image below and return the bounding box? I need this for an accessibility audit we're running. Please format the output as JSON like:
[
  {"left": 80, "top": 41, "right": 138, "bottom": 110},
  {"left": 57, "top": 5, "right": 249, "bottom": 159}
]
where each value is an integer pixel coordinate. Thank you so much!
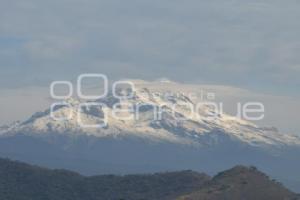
[
  {"left": 0, "top": 0, "right": 300, "bottom": 95},
  {"left": 0, "top": 1, "right": 299, "bottom": 134}
]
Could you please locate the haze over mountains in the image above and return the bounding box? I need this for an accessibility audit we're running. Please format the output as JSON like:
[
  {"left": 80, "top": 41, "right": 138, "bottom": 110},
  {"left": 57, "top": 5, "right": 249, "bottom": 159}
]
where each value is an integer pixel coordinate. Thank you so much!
[{"left": 0, "top": 80, "right": 300, "bottom": 192}]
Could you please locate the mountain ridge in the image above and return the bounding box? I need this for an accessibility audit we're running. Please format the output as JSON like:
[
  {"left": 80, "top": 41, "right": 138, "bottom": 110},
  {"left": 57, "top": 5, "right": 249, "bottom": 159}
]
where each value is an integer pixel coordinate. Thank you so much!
[{"left": 1, "top": 158, "right": 299, "bottom": 200}]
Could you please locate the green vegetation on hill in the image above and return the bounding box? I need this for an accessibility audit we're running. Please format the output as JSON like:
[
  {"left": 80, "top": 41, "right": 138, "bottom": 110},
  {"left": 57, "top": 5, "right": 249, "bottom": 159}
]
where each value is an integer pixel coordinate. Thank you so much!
[
  {"left": 177, "top": 166, "right": 299, "bottom": 200},
  {"left": 0, "top": 158, "right": 298, "bottom": 200},
  {"left": 0, "top": 158, "right": 209, "bottom": 200}
]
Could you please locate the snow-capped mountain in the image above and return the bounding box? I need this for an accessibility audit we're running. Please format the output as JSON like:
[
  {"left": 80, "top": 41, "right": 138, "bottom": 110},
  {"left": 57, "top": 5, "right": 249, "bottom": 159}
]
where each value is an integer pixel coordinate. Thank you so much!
[
  {"left": 1, "top": 80, "right": 300, "bottom": 192},
  {"left": 1, "top": 80, "right": 300, "bottom": 148}
]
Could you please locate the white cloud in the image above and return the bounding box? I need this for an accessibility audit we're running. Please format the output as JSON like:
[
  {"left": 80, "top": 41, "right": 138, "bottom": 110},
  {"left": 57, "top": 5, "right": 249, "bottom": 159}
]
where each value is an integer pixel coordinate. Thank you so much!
[
  {"left": 0, "top": 0, "right": 299, "bottom": 95},
  {"left": 23, "top": 36, "right": 82, "bottom": 60}
]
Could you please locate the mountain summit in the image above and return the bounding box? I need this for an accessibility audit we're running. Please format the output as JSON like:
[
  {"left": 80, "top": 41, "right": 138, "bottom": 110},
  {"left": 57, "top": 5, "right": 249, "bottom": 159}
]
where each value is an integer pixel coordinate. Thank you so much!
[
  {"left": 0, "top": 80, "right": 300, "bottom": 192},
  {"left": 1, "top": 80, "right": 300, "bottom": 149}
]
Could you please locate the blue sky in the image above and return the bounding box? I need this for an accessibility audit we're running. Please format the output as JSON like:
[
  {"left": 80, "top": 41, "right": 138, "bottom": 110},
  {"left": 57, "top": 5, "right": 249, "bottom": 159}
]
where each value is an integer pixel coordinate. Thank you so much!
[{"left": 0, "top": 0, "right": 299, "bottom": 133}]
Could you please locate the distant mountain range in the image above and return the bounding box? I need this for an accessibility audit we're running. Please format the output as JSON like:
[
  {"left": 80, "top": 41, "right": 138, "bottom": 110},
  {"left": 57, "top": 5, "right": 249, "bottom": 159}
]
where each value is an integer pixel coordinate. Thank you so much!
[
  {"left": 0, "top": 158, "right": 298, "bottom": 200},
  {"left": 0, "top": 80, "right": 299, "bottom": 192}
]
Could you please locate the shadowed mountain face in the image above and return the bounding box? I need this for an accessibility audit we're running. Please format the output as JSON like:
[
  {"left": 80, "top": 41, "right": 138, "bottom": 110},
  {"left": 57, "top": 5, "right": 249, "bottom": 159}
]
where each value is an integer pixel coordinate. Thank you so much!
[
  {"left": 0, "top": 158, "right": 299, "bottom": 200},
  {"left": 1, "top": 133, "right": 300, "bottom": 193}
]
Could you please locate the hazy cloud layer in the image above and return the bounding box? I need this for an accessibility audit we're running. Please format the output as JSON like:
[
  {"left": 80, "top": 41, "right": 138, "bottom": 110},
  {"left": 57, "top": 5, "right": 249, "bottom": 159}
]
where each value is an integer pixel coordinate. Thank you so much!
[
  {"left": 0, "top": 0, "right": 299, "bottom": 134},
  {"left": 0, "top": 0, "right": 299, "bottom": 96}
]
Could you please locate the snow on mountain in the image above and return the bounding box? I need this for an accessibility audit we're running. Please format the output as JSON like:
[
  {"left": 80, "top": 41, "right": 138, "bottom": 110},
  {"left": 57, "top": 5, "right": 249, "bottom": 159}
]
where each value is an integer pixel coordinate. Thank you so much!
[{"left": 1, "top": 80, "right": 300, "bottom": 148}]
